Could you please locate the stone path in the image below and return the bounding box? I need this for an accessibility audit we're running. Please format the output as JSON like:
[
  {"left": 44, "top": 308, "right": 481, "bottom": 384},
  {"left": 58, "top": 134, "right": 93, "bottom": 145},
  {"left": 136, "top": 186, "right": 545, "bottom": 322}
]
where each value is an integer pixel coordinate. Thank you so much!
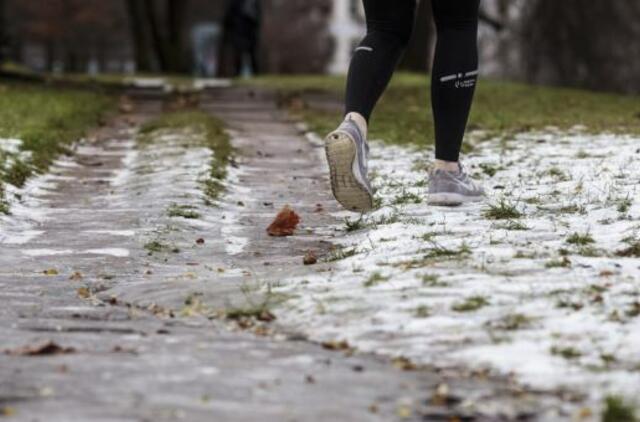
[{"left": 0, "top": 87, "right": 567, "bottom": 421}]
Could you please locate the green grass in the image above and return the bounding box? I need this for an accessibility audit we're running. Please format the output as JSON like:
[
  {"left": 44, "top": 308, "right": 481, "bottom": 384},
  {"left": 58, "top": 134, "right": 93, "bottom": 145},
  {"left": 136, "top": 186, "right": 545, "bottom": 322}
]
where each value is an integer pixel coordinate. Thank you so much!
[
  {"left": 550, "top": 346, "right": 582, "bottom": 360},
  {"left": 602, "top": 396, "right": 637, "bottom": 422},
  {"left": 483, "top": 199, "right": 523, "bottom": 220},
  {"left": 324, "top": 246, "right": 359, "bottom": 262},
  {"left": 167, "top": 203, "right": 201, "bottom": 219},
  {"left": 0, "top": 82, "right": 113, "bottom": 213},
  {"left": 566, "top": 232, "right": 595, "bottom": 246},
  {"left": 143, "top": 240, "right": 180, "bottom": 255},
  {"left": 616, "top": 236, "right": 640, "bottom": 258},
  {"left": 363, "top": 272, "right": 390, "bottom": 288},
  {"left": 242, "top": 73, "right": 640, "bottom": 147},
  {"left": 452, "top": 295, "right": 489, "bottom": 312},
  {"left": 139, "top": 111, "right": 232, "bottom": 203},
  {"left": 490, "top": 313, "right": 533, "bottom": 330},
  {"left": 0, "top": 63, "right": 198, "bottom": 91}
]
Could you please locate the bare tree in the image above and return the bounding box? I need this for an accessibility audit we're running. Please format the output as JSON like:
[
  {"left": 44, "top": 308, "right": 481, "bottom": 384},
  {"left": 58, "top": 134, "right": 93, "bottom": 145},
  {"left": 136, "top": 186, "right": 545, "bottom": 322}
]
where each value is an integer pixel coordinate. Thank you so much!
[
  {"left": 0, "top": 0, "right": 7, "bottom": 63},
  {"left": 521, "top": 0, "right": 640, "bottom": 94},
  {"left": 125, "top": 0, "right": 189, "bottom": 73},
  {"left": 125, "top": 0, "right": 152, "bottom": 71}
]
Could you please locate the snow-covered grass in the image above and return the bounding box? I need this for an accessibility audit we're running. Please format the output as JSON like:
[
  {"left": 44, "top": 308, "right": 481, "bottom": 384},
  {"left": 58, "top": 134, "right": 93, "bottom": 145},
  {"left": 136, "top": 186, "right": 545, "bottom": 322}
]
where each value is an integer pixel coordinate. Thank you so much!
[
  {"left": 0, "top": 83, "right": 112, "bottom": 213},
  {"left": 274, "top": 129, "right": 640, "bottom": 417},
  {"left": 138, "top": 111, "right": 232, "bottom": 204}
]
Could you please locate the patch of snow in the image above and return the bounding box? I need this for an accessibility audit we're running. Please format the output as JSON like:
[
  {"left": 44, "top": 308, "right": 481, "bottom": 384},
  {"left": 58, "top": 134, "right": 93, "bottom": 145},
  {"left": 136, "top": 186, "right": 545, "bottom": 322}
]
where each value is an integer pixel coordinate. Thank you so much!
[
  {"left": 22, "top": 249, "right": 74, "bottom": 257},
  {"left": 125, "top": 77, "right": 166, "bottom": 89},
  {"left": 0, "top": 138, "right": 23, "bottom": 154},
  {"left": 193, "top": 79, "right": 232, "bottom": 90},
  {"left": 84, "top": 248, "right": 130, "bottom": 257},
  {"left": 274, "top": 132, "right": 640, "bottom": 410},
  {"left": 0, "top": 230, "right": 45, "bottom": 245},
  {"left": 84, "top": 230, "right": 136, "bottom": 237}
]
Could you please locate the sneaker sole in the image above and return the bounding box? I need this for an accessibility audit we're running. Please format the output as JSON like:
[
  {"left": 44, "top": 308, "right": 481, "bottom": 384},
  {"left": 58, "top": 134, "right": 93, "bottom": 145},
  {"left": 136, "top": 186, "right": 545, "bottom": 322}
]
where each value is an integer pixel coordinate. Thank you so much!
[
  {"left": 428, "top": 192, "right": 484, "bottom": 207},
  {"left": 325, "top": 131, "right": 373, "bottom": 213}
]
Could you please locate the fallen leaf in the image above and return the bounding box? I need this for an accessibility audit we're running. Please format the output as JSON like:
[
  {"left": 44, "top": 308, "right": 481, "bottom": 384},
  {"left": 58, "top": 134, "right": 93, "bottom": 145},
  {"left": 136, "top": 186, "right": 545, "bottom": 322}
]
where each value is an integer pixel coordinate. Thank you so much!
[
  {"left": 267, "top": 205, "right": 301, "bottom": 237},
  {"left": 76, "top": 287, "right": 91, "bottom": 299},
  {"left": 196, "top": 238, "right": 205, "bottom": 245},
  {"left": 119, "top": 96, "right": 134, "bottom": 113},
  {"left": 4, "top": 341, "right": 76, "bottom": 356},
  {"left": 321, "top": 340, "right": 351, "bottom": 351},
  {"left": 1, "top": 407, "right": 16, "bottom": 416},
  {"left": 303, "top": 250, "right": 318, "bottom": 265},
  {"left": 397, "top": 404, "right": 412, "bottom": 419},
  {"left": 43, "top": 269, "right": 59, "bottom": 276},
  {"left": 69, "top": 272, "right": 83, "bottom": 281},
  {"left": 431, "top": 383, "right": 451, "bottom": 406},
  {"left": 392, "top": 356, "right": 418, "bottom": 371},
  {"left": 112, "top": 345, "right": 137, "bottom": 355}
]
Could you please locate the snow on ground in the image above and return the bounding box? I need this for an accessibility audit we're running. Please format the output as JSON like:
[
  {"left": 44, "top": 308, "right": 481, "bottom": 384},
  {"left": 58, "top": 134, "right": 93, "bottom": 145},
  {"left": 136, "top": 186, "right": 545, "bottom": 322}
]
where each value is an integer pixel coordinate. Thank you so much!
[{"left": 274, "top": 130, "right": 640, "bottom": 409}]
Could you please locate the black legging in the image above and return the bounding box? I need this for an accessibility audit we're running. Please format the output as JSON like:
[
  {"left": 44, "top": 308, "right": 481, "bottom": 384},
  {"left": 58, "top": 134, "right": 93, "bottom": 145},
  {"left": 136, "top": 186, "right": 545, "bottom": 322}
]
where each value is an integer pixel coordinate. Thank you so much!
[{"left": 345, "top": 0, "right": 480, "bottom": 162}]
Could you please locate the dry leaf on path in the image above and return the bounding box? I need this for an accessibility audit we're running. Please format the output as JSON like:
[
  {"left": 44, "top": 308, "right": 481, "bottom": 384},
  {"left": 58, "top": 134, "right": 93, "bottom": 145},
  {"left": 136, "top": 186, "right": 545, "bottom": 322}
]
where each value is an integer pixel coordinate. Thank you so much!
[
  {"left": 303, "top": 250, "right": 317, "bottom": 265},
  {"left": 266, "top": 205, "right": 301, "bottom": 237},
  {"left": 321, "top": 340, "right": 351, "bottom": 351},
  {"left": 76, "top": 287, "right": 91, "bottom": 299},
  {"left": 4, "top": 341, "right": 76, "bottom": 356}
]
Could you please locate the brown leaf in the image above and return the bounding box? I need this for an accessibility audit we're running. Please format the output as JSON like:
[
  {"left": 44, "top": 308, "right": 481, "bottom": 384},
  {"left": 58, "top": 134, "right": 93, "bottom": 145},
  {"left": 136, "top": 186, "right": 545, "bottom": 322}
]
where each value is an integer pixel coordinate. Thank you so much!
[
  {"left": 119, "top": 96, "right": 134, "bottom": 113},
  {"left": 4, "top": 341, "right": 76, "bottom": 356},
  {"left": 112, "top": 345, "right": 137, "bottom": 355},
  {"left": 196, "top": 238, "right": 205, "bottom": 245},
  {"left": 303, "top": 250, "right": 318, "bottom": 265},
  {"left": 266, "top": 205, "right": 301, "bottom": 237},
  {"left": 1, "top": 407, "right": 16, "bottom": 417},
  {"left": 321, "top": 340, "right": 351, "bottom": 351},
  {"left": 69, "top": 272, "right": 83, "bottom": 281},
  {"left": 76, "top": 287, "right": 91, "bottom": 299},
  {"left": 392, "top": 356, "right": 418, "bottom": 371}
]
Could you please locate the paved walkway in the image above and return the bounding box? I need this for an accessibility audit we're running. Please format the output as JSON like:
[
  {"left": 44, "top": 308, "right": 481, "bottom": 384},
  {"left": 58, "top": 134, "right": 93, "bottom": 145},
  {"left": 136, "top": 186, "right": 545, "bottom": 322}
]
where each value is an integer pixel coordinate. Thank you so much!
[{"left": 1, "top": 88, "right": 567, "bottom": 421}]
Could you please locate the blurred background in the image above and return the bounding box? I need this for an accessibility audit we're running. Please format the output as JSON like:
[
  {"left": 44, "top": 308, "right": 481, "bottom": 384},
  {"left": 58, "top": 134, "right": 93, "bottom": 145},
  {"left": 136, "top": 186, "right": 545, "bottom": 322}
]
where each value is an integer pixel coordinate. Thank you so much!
[{"left": 0, "top": 0, "right": 639, "bottom": 94}]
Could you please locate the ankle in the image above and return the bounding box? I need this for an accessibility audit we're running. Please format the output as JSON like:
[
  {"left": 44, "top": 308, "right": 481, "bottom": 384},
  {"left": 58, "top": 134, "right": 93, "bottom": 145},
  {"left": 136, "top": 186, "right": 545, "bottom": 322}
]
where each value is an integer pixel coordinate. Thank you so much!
[
  {"left": 434, "top": 159, "right": 460, "bottom": 172},
  {"left": 345, "top": 112, "right": 368, "bottom": 139}
]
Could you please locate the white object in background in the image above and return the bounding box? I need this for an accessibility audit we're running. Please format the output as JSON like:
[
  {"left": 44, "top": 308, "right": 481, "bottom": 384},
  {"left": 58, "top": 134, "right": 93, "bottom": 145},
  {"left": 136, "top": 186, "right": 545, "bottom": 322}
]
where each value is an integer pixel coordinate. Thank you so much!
[{"left": 328, "top": 0, "right": 365, "bottom": 75}]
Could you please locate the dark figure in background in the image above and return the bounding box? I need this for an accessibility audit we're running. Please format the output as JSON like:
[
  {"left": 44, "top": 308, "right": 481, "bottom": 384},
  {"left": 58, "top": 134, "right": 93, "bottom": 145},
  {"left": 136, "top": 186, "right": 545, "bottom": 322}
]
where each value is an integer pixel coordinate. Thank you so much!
[{"left": 219, "top": 0, "right": 262, "bottom": 77}]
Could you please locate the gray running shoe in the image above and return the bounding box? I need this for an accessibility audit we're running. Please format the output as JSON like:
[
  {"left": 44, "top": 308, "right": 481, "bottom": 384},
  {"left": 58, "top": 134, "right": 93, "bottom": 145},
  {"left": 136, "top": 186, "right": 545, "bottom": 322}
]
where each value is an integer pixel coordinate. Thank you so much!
[
  {"left": 325, "top": 118, "right": 374, "bottom": 212},
  {"left": 428, "top": 164, "right": 485, "bottom": 206}
]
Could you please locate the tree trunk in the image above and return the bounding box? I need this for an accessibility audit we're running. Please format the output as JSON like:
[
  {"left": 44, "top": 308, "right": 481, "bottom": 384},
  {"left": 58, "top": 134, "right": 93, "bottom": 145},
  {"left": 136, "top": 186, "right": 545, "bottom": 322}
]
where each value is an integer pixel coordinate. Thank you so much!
[
  {"left": 143, "top": 0, "right": 169, "bottom": 71},
  {"left": 0, "top": 0, "right": 8, "bottom": 64},
  {"left": 166, "top": 0, "right": 189, "bottom": 73},
  {"left": 399, "top": 0, "right": 434, "bottom": 72},
  {"left": 521, "top": 0, "right": 640, "bottom": 94},
  {"left": 125, "top": 0, "right": 153, "bottom": 72}
]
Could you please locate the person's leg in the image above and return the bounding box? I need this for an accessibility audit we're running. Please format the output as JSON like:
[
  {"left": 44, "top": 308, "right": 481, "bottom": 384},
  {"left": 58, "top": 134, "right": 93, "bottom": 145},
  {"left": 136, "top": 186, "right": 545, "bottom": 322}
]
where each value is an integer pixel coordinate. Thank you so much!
[
  {"left": 325, "top": 0, "right": 417, "bottom": 213},
  {"left": 430, "top": 0, "right": 480, "bottom": 169},
  {"left": 427, "top": 0, "right": 484, "bottom": 206},
  {"left": 345, "top": 0, "right": 417, "bottom": 136}
]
